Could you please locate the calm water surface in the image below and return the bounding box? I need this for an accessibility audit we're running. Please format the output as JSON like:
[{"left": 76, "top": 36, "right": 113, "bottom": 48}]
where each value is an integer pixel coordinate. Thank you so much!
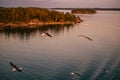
[{"left": 0, "top": 11, "right": 120, "bottom": 80}]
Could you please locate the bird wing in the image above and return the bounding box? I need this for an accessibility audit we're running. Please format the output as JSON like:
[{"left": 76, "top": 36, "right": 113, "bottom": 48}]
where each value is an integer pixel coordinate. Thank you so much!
[
  {"left": 10, "top": 62, "right": 18, "bottom": 69},
  {"left": 45, "top": 33, "right": 52, "bottom": 37},
  {"left": 74, "top": 72, "right": 81, "bottom": 76},
  {"left": 86, "top": 37, "right": 93, "bottom": 41}
]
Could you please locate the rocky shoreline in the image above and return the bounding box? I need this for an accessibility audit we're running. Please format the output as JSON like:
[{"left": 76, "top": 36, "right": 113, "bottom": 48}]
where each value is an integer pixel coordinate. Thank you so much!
[
  {"left": 0, "top": 16, "right": 83, "bottom": 30},
  {"left": 0, "top": 21, "right": 82, "bottom": 30},
  {"left": 2, "top": 21, "right": 76, "bottom": 26}
]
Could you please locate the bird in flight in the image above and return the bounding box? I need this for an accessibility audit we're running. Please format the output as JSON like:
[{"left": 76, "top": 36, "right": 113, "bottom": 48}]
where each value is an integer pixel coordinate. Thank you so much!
[
  {"left": 10, "top": 62, "right": 22, "bottom": 72},
  {"left": 40, "top": 32, "right": 52, "bottom": 37},
  {"left": 78, "top": 35, "right": 93, "bottom": 41},
  {"left": 70, "top": 71, "right": 81, "bottom": 77}
]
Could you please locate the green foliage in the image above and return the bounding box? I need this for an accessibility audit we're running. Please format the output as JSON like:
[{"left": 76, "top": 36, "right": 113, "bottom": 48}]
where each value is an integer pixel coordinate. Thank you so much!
[
  {"left": 65, "top": 12, "right": 75, "bottom": 21},
  {"left": 0, "top": 8, "right": 75, "bottom": 23}
]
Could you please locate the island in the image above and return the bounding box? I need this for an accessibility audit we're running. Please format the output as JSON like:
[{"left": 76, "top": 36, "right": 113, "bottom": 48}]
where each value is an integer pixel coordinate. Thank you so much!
[
  {"left": 71, "top": 8, "right": 96, "bottom": 14},
  {"left": 0, "top": 7, "right": 82, "bottom": 30}
]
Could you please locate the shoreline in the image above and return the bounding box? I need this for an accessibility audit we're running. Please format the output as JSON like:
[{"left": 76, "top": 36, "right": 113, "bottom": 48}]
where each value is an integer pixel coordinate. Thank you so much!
[{"left": 0, "top": 21, "right": 79, "bottom": 30}]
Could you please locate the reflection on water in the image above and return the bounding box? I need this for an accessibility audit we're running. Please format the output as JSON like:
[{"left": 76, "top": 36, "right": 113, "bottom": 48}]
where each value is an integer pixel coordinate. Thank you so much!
[
  {"left": 0, "top": 11, "right": 120, "bottom": 80},
  {"left": 94, "top": 52, "right": 120, "bottom": 80},
  {"left": 0, "top": 24, "right": 73, "bottom": 40},
  {"left": 79, "top": 56, "right": 102, "bottom": 80}
]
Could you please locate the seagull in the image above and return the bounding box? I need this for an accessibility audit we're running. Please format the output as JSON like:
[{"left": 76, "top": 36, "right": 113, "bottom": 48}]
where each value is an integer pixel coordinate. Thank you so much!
[
  {"left": 10, "top": 62, "right": 22, "bottom": 72},
  {"left": 78, "top": 35, "right": 93, "bottom": 41},
  {"left": 40, "top": 32, "right": 52, "bottom": 37},
  {"left": 70, "top": 71, "right": 81, "bottom": 77}
]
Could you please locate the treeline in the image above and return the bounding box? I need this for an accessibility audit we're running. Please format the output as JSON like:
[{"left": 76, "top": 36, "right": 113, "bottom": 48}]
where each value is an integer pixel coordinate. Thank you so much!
[
  {"left": 50, "top": 8, "right": 120, "bottom": 11},
  {"left": 0, "top": 7, "right": 76, "bottom": 23},
  {"left": 72, "top": 9, "right": 96, "bottom": 14}
]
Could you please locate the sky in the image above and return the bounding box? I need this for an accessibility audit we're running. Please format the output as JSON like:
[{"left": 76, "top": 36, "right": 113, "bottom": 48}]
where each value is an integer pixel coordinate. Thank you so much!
[{"left": 0, "top": 0, "right": 120, "bottom": 8}]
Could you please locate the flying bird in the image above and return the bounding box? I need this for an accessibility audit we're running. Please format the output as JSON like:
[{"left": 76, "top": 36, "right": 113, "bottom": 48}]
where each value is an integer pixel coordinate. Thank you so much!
[
  {"left": 40, "top": 32, "right": 52, "bottom": 37},
  {"left": 70, "top": 71, "right": 81, "bottom": 77},
  {"left": 78, "top": 35, "right": 93, "bottom": 41},
  {"left": 10, "top": 62, "right": 22, "bottom": 72}
]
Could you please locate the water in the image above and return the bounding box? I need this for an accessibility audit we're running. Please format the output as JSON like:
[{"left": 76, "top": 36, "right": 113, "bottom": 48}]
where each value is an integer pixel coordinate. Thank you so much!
[{"left": 0, "top": 11, "right": 120, "bottom": 80}]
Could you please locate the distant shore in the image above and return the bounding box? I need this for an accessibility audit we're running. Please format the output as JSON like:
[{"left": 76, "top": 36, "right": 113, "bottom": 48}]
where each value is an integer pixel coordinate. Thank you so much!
[
  {"left": 50, "top": 8, "right": 120, "bottom": 11},
  {"left": 71, "top": 9, "right": 96, "bottom": 14}
]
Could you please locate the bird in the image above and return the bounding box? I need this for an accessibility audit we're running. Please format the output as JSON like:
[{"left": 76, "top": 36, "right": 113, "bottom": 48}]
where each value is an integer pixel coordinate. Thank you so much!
[
  {"left": 78, "top": 35, "right": 93, "bottom": 41},
  {"left": 10, "top": 62, "right": 22, "bottom": 72},
  {"left": 40, "top": 32, "right": 52, "bottom": 37},
  {"left": 70, "top": 71, "right": 81, "bottom": 77}
]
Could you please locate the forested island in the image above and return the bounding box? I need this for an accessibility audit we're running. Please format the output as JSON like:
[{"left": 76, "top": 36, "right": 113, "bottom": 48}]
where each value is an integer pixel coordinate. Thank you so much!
[
  {"left": 0, "top": 7, "right": 82, "bottom": 29},
  {"left": 51, "top": 8, "right": 120, "bottom": 11},
  {"left": 71, "top": 9, "right": 96, "bottom": 14}
]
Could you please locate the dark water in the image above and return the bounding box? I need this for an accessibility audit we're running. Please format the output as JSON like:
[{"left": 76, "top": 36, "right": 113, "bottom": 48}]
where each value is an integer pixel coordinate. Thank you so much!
[{"left": 0, "top": 11, "right": 120, "bottom": 80}]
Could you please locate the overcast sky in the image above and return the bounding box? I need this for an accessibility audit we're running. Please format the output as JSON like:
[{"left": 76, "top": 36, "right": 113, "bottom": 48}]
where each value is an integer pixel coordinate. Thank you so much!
[{"left": 0, "top": 0, "right": 120, "bottom": 8}]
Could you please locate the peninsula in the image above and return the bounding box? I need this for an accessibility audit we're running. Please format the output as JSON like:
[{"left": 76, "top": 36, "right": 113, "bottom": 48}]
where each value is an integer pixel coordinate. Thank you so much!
[{"left": 0, "top": 7, "right": 82, "bottom": 29}]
